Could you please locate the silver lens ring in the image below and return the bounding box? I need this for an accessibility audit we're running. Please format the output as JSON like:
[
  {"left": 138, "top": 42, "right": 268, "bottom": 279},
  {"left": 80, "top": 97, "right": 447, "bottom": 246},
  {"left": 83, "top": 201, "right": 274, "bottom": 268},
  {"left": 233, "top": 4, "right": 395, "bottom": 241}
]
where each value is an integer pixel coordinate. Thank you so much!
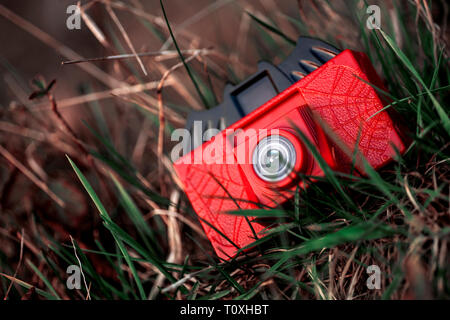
[{"left": 252, "top": 135, "right": 297, "bottom": 182}]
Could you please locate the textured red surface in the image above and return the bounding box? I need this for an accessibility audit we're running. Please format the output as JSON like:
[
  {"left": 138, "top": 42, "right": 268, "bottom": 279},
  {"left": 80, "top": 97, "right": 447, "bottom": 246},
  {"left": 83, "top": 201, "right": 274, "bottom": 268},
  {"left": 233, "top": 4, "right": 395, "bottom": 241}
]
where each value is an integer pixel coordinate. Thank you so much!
[
  {"left": 174, "top": 50, "right": 406, "bottom": 259},
  {"left": 174, "top": 143, "right": 264, "bottom": 259}
]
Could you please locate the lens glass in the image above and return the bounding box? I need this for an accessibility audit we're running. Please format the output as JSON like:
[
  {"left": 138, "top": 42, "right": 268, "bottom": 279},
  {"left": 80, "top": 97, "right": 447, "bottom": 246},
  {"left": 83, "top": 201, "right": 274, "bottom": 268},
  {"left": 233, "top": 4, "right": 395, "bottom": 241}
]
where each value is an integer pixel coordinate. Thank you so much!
[{"left": 253, "top": 135, "right": 296, "bottom": 182}]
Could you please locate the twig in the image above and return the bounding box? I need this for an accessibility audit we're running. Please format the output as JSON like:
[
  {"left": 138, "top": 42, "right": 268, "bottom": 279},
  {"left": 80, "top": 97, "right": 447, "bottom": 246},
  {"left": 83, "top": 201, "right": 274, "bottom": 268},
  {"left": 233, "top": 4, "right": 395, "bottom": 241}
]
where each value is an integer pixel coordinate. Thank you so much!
[
  {"left": 102, "top": 0, "right": 218, "bottom": 52},
  {"left": 148, "top": 190, "right": 182, "bottom": 299},
  {"left": 47, "top": 84, "right": 88, "bottom": 158},
  {"left": 111, "top": 93, "right": 185, "bottom": 126},
  {"left": 70, "top": 235, "right": 91, "bottom": 300},
  {"left": 78, "top": 1, "right": 111, "bottom": 49},
  {"left": 150, "top": 209, "right": 205, "bottom": 237},
  {"left": 42, "top": 82, "right": 115, "bottom": 206},
  {"left": 161, "top": 266, "right": 212, "bottom": 294},
  {"left": 33, "top": 79, "right": 173, "bottom": 111},
  {"left": 156, "top": 52, "right": 203, "bottom": 192},
  {"left": 62, "top": 48, "right": 213, "bottom": 65},
  {"left": 3, "top": 229, "right": 24, "bottom": 300},
  {"left": 160, "top": 0, "right": 234, "bottom": 50},
  {"left": 105, "top": 2, "right": 148, "bottom": 76}
]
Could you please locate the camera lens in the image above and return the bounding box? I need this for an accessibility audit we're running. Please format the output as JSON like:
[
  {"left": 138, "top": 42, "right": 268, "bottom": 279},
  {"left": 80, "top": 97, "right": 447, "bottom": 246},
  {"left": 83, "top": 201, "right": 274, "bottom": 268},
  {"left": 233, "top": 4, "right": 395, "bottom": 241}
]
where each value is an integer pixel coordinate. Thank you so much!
[{"left": 253, "top": 135, "right": 297, "bottom": 182}]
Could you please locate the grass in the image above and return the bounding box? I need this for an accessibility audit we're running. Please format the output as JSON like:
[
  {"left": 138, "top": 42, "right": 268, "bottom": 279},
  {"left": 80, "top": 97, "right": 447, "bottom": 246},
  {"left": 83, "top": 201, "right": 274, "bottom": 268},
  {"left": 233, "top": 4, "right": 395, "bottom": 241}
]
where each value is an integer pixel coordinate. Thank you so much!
[{"left": 0, "top": 0, "right": 448, "bottom": 300}]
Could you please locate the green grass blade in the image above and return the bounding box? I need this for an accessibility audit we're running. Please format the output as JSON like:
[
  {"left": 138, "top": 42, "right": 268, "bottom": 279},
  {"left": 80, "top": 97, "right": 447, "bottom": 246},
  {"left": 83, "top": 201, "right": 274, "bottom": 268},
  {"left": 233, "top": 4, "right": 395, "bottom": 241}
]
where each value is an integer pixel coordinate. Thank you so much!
[
  {"left": 379, "top": 30, "right": 450, "bottom": 135},
  {"left": 160, "top": 0, "right": 210, "bottom": 108},
  {"left": 246, "top": 11, "right": 296, "bottom": 46},
  {"left": 27, "top": 260, "right": 61, "bottom": 300}
]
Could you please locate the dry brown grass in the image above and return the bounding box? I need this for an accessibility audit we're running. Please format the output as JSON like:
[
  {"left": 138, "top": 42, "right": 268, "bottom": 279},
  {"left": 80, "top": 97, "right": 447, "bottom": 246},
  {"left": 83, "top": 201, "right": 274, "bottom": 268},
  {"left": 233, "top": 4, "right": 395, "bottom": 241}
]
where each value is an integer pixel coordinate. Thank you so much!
[{"left": 0, "top": 0, "right": 448, "bottom": 300}]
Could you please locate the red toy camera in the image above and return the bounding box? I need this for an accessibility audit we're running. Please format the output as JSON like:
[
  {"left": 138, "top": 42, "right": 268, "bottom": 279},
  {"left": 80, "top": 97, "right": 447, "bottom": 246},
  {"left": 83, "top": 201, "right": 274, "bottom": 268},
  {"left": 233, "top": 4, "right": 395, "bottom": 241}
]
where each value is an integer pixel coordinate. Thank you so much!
[{"left": 173, "top": 38, "right": 406, "bottom": 259}]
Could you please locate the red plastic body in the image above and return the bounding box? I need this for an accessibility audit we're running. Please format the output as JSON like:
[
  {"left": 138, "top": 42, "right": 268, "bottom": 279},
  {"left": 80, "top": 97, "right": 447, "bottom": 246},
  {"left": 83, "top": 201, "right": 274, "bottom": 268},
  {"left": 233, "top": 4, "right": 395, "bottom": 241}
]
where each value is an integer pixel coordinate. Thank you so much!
[{"left": 174, "top": 50, "right": 406, "bottom": 259}]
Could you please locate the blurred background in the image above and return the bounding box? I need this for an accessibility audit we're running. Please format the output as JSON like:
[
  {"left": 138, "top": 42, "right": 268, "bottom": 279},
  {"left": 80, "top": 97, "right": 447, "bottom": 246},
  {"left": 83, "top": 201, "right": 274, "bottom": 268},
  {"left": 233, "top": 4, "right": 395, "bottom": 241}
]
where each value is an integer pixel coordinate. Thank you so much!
[{"left": 0, "top": 0, "right": 448, "bottom": 300}]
